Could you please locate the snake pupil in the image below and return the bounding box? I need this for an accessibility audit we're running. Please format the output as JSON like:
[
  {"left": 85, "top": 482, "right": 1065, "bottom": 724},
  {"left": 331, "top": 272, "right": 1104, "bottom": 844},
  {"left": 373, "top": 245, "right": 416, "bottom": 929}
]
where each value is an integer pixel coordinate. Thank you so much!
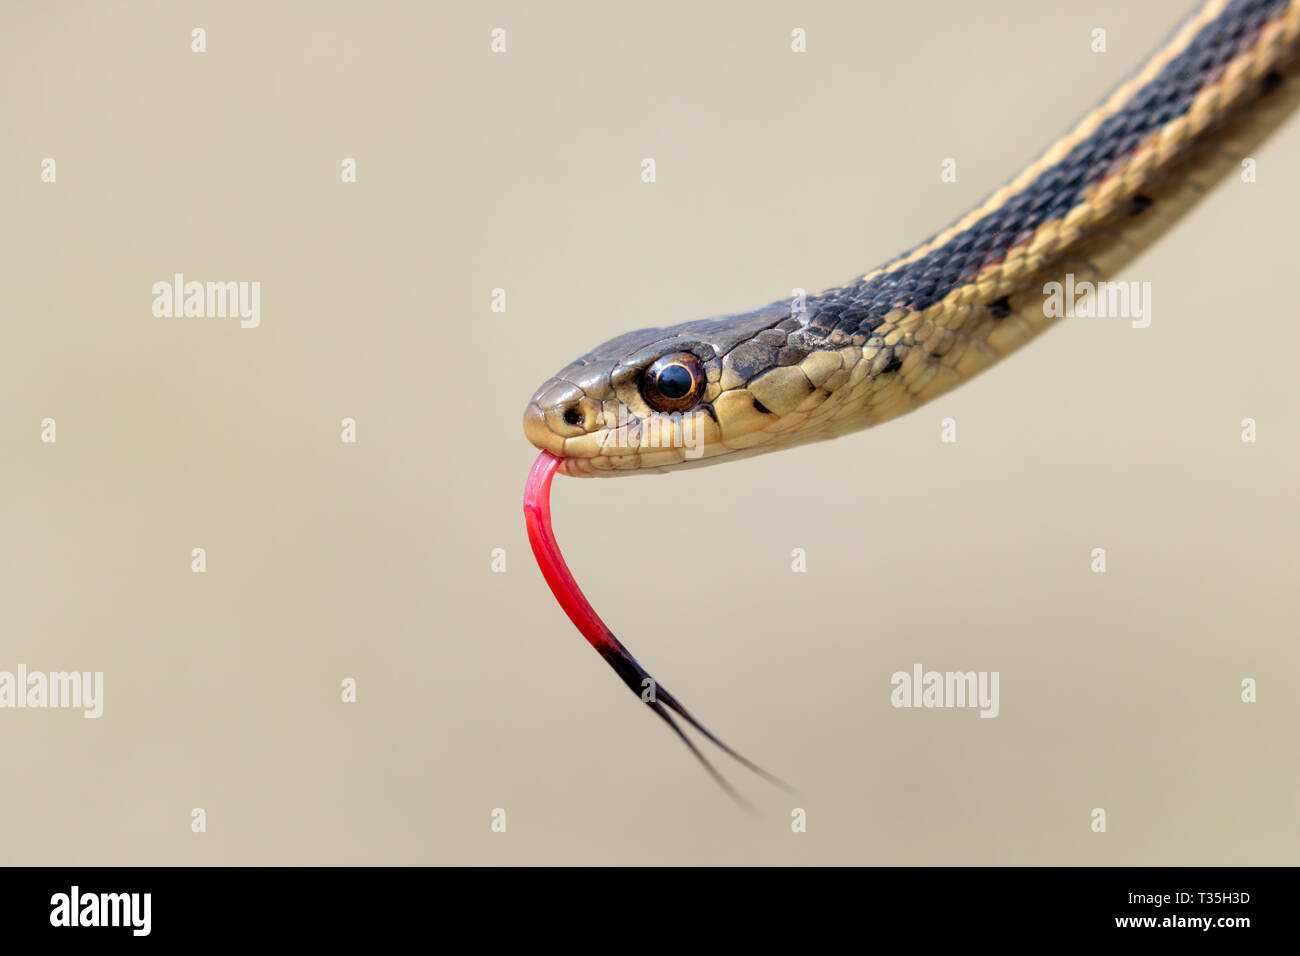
[{"left": 657, "top": 364, "right": 693, "bottom": 399}]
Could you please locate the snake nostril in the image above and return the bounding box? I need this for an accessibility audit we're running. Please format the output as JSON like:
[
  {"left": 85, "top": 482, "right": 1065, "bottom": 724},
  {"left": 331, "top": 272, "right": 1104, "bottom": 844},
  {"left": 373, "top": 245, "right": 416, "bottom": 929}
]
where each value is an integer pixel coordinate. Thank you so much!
[{"left": 562, "top": 406, "right": 583, "bottom": 427}]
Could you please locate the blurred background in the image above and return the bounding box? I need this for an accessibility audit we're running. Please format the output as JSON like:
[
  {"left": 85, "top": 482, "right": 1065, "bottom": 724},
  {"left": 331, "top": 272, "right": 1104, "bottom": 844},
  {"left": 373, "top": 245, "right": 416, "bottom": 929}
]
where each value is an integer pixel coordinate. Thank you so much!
[{"left": 2, "top": 0, "right": 1295, "bottom": 864}]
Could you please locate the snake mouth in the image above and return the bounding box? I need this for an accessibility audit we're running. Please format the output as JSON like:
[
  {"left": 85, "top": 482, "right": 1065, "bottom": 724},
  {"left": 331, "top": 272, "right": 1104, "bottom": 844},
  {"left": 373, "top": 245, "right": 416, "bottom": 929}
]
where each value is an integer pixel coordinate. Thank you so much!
[
  {"left": 522, "top": 401, "right": 688, "bottom": 475},
  {"left": 525, "top": 394, "right": 745, "bottom": 475}
]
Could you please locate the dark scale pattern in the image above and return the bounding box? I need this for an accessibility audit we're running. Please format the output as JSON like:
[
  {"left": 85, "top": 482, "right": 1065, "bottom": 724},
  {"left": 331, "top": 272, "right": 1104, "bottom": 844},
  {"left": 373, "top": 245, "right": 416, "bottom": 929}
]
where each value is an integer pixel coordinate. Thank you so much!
[{"left": 798, "top": 0, "right": 1287, "bottom": 341}]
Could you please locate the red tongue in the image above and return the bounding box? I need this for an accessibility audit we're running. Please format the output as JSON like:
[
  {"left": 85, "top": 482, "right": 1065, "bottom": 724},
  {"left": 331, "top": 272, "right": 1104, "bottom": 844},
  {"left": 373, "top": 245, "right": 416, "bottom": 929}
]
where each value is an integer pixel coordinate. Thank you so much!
[
  {"left": 524, "top": 449, "right": 788, "bottom": 804},
  {"left": 523, "top": 451, "right": 623, "bottom": 655}
]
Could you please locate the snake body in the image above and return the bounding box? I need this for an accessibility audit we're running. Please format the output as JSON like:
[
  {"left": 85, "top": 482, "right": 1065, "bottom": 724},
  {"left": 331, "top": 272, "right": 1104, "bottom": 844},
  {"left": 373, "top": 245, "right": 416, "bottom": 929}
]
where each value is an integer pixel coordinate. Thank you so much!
[
  {"left": 522, "top": 0, "right": 1300, "bottom": 797},
  {"left": 525, "top": 0, "right": 1300, "bottom": 476}
]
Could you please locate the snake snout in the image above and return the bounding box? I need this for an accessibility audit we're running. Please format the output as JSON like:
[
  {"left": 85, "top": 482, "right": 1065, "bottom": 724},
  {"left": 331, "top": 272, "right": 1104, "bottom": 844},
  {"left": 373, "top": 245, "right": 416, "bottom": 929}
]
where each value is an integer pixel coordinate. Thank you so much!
[
  {"left": 522, "top": 402, "right": 566, "bottom": 456},
  {"left": 523, "top": 378, "right": 606, "bottom": 458}
]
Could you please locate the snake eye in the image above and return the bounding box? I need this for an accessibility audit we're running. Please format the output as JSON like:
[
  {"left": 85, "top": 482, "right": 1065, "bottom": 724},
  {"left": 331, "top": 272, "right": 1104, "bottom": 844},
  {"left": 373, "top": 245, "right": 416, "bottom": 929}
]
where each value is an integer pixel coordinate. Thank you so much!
[{"left": 642, "top": 352, "right": 704, "bottom": 413}]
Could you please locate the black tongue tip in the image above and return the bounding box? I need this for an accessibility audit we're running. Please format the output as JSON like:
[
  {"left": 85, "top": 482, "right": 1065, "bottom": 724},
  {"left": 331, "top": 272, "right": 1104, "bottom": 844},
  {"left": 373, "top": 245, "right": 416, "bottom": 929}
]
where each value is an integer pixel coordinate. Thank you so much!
[{"left": 596, "top": 643, "right": 793, "bottom": 802}]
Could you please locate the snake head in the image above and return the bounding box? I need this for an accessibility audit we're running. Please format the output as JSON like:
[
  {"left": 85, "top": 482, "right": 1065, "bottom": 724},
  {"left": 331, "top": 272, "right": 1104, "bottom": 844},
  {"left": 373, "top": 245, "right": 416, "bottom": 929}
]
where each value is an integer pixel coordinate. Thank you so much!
[{"left": 524, "top": 301, "right": 854, "bottom": 476}]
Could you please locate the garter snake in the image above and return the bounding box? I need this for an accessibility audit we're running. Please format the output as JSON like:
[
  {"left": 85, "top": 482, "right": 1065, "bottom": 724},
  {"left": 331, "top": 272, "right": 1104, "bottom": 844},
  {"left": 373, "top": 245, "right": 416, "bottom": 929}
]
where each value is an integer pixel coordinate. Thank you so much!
[{"left": 522, "top": 0, "right": 1300, "bottom": 798}]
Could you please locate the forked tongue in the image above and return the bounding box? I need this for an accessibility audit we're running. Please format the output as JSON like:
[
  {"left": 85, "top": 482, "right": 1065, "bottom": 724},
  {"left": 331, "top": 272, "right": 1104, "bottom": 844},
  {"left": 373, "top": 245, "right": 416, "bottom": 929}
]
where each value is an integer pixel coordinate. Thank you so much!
[{"left": 524, "top": 450, "right": 789, "bottom": 805}]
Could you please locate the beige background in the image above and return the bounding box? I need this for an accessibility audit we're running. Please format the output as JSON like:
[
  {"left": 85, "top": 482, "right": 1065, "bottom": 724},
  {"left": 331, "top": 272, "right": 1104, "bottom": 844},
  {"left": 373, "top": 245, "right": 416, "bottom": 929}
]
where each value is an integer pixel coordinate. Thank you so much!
[{"left": 3, "top": 0, "right": 1296, "bottom": 865}]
